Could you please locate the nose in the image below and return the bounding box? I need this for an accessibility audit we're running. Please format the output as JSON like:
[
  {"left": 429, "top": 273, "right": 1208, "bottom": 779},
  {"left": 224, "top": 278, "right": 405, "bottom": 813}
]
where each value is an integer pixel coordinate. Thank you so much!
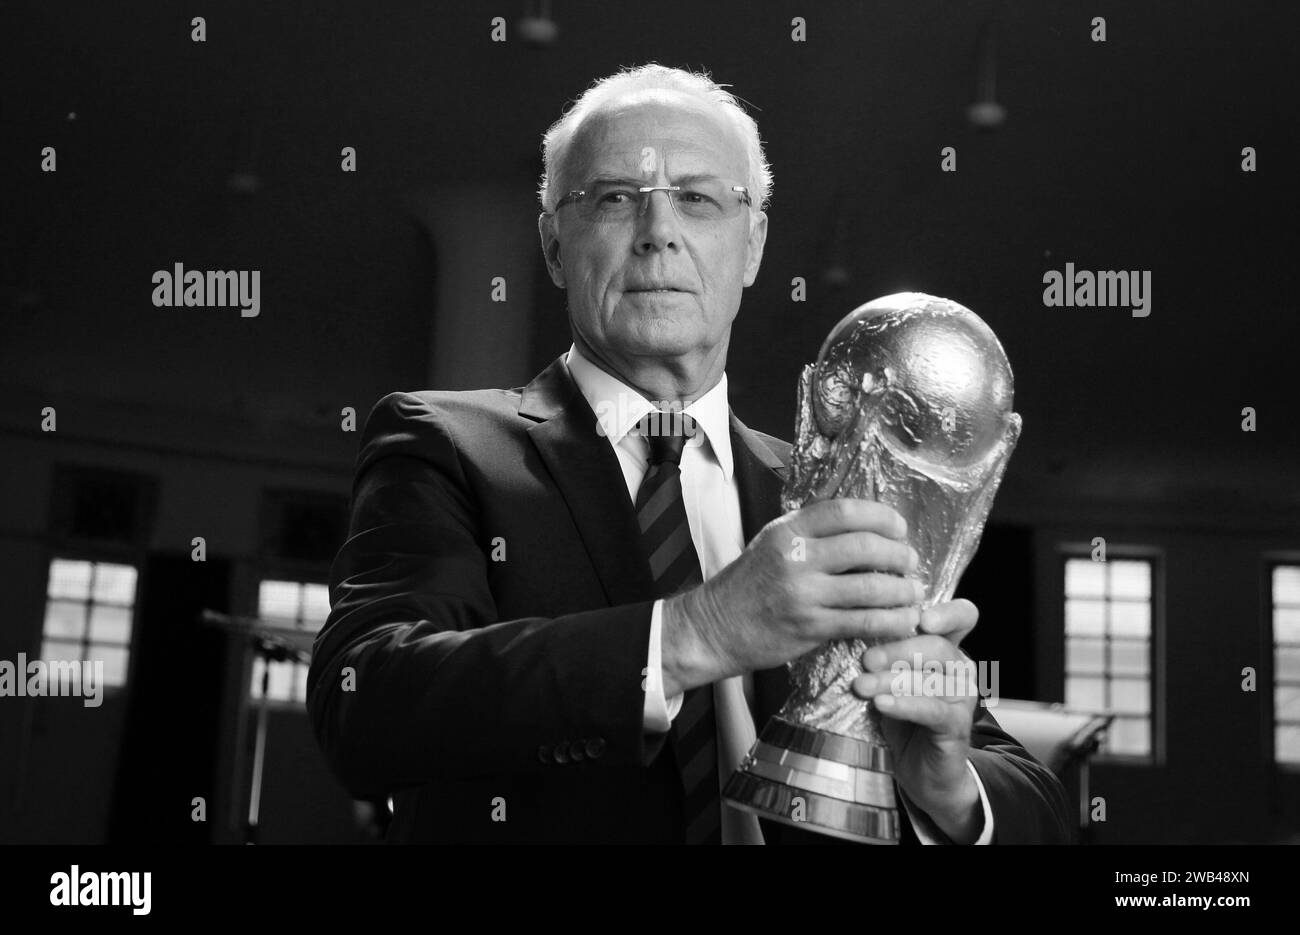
[{"left": 632, "top": 188, "right": 682, "bottom": 256}]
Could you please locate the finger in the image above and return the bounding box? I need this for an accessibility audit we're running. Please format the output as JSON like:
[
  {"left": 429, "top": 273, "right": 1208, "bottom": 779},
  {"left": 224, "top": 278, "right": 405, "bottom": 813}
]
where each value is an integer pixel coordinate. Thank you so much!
[
  {"left": 812, "top": 531, "right": 918, "bottom": 576},
  {"left": 819, "top": 605, "right": 921, "bottom": 644},
  {"left": 794, "top": 498, "right": 908, "bottom": 541},
  {"left": 918, "top": 598, "right": 979, "bottom": 646},
  {"left": 854, "top": 666, "right": 984, "bottom": 704},
  {"left": 847, "top": 676, "right": 954, "bottom": 729},
  {"left": 817, "top": 570, "right": 925, "bottom": 609},
  {"left": 861, "top": 635, "right": 965, "bottom": 671},
  {"left": 871, "top": 693, "right": 972, "bottom": 734},
  {"left": 850, "top": 669, "right": 975, "bottom": 724}
]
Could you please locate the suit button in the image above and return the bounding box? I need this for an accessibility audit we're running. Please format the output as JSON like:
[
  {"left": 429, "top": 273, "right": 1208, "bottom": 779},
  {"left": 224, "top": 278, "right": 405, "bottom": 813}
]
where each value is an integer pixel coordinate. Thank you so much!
[
  {"left": 585, "top": 738, "right": 606, "bottom": 759},
  {"left": 537, "top": 744, "right": 553, "bottom": 764},
  {"left": 570, "top": 742, "right": 585, "bottom": 762},
  {"left": 553, "top": 743, "right": 570, "bottom": 765}
]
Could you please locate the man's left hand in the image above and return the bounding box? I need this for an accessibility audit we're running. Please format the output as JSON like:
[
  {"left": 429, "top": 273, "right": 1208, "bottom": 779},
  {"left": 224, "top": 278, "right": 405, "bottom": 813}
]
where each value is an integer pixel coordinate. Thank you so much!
[{"left": 850, "top": 598, "right": 983, "bottom": 843}]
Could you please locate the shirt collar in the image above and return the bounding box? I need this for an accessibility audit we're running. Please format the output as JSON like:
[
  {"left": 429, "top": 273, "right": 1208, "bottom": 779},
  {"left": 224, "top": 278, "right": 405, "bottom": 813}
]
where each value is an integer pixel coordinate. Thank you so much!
[{"left": 565, "top": 342, "right": 734, "bottom": 481}]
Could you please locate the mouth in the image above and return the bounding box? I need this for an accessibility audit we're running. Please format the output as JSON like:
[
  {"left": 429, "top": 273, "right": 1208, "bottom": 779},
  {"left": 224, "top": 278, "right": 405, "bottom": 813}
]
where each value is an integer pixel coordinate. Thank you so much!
[{"left": 626, "top": 286, "right": 691, "bottom": 294}]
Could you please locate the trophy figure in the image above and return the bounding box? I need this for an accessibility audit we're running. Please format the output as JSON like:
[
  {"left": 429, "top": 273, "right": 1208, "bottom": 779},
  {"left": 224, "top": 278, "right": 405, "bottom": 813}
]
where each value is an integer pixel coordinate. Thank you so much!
[{"left": 723, "top": 293, "right": 1022, "bottom": 843}]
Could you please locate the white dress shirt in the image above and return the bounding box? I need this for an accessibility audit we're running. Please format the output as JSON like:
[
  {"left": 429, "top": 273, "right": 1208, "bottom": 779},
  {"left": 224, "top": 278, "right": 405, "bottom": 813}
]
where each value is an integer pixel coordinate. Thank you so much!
[{"left": 563, "top": 342, "right": 993, "bottom": 845}]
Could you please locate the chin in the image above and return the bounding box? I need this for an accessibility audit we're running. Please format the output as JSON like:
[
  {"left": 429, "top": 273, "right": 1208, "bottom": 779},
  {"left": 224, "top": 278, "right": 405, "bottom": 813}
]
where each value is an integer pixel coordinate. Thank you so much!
[{"left": 620, "top": 322, "right": 704, "bottom": 358}]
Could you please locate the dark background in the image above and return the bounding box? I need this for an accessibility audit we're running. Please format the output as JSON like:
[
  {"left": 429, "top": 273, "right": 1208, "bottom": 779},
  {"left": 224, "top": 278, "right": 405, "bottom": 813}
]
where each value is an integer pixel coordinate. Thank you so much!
[{"left": 1, "top": 0, "right": 1296, "bottom": 845}]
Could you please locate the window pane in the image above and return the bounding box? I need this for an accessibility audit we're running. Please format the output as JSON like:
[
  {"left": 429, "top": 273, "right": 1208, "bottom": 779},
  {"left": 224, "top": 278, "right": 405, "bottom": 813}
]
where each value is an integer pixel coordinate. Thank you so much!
[
  {"left": 1275, "top": 608, "right": 1300, "bottom": 644},
  {"left": 43, "top": 599, "right": 87, "bottom": 641},
  {"left": 301, "top": 585, "right": 331, "bottom": 627},
  {"left": 1277, "top": 648, "right": 1300, "bottom": 683},
  {"left": 91, "top": 563, "right": 138, "bottom": 604},
  {"left": 1065, "top": 559, "right": 1105, "bottom": 598},
  {"left": 89, "top": 604, "right": 132, "bottom": 644},
  {"left": 1110, "top": 639, "right": 1150, "bottom": 677},
  {"left": 250, "top": 656, "right": 267, "bottom": 697},
  {"left": 95, "top": 645, "right": 130, "bottom": 686},
  {"left": 267, "top": 660, "right": 295, "bottom": 701},
  {"left": 1276, "top": 725, "right": 1300, "bottom": 764},
  {"left": 258, "top": 580, "right": 301, "bottom": 623},
  {"left": 1275, "top": 687, "right": 1300, "bottom": 724},
  {"left": 41, "top": 638, "right": 83, "bottom": 662},
  {"left": 1066, "top": 599, "right": 1106, "bottom": 636},
  {"left": 1066, "top": 676, "right": 1105, "bottom": 712},
  {"left": 250, "top": 658, "right": 296, "bottom": 702},
  {"left": 1066, "top": 637, "right": 1105, "bottom": 674},
  {"left": 1110, "top": 600, "right": 1150, "bottom": 638},
  {"left": 47, "top": 559, "right": 92, "bottom": 599},
  {"left": 1111, "top": 678, "right": 1151, "bottom": 714},
  {"left": 1106, "top": 716, "right": 1150, "bottom": 756},
  {"left": 252, "top": 647, "right": 304, "bottom": 701},
  {"left": 1110, "top": 560, "right": 1152, "bottom": 600},
  {"left": 1275, "top": 566, "right": 1300, "bottom": 606}
]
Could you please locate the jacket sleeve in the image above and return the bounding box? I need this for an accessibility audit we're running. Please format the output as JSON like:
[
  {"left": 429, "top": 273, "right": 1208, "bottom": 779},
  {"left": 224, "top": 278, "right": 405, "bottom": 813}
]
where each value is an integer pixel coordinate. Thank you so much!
[
  {"left": 967, "top": 701, "right": 1077, "bottom": 843},
  {"left": 307, "top": 392, "right": 663, "bottom": 800}
]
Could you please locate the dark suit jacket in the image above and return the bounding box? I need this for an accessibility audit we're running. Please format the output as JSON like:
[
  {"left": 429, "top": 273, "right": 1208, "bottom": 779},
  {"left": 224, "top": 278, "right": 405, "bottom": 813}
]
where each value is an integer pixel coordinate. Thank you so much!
[{"left": 307, "top": 354, "right": 1074, "bottom": 844}]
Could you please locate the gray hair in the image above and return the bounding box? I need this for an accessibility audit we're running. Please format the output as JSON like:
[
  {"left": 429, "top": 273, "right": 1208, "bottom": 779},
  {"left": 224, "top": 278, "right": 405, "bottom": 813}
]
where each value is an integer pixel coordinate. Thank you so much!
[{"left": 537, "top": 63, "right": 773, "bottom": 214}]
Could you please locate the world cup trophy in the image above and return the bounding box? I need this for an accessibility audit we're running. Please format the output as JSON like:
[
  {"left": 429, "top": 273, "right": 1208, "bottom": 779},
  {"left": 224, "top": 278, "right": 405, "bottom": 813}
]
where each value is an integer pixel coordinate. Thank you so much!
[{"left": 722, "top": 292, "right": 1022, "bottom": 842}]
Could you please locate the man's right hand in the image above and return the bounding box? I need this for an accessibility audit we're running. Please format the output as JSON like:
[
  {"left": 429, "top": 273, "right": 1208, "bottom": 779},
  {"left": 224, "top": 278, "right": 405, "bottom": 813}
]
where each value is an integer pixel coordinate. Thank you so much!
[{"left": 660, "top": 498, "right": 923, "bottom": 696}]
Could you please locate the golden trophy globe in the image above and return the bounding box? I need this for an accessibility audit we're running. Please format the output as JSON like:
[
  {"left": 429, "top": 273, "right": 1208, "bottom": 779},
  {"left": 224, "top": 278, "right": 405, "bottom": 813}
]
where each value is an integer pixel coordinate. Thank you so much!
[{"left": 723, "top": 293, "right": 1022, "bottom": 843}]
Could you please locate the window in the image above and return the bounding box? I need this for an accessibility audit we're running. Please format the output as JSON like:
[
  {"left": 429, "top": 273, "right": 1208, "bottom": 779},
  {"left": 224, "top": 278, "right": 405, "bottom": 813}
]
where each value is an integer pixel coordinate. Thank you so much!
[
  {"left": 41, "top": 557, "right": 138, "bottom": 687},
  {"left": 1273, "top": 564, "right": 1300, "bottom": 765},
  {"left": 1063, "top": 556, "right": 1155, "bottom": 757},
  {"left": 249, "top": 579, "right": 330, "bottom": 704}
]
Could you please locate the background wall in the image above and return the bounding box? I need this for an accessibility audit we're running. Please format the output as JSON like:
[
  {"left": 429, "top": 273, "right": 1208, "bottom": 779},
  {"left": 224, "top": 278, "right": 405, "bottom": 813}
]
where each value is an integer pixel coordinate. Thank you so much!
[{"left": 1, "top": 0, "right": 1296, "bottom": 844}]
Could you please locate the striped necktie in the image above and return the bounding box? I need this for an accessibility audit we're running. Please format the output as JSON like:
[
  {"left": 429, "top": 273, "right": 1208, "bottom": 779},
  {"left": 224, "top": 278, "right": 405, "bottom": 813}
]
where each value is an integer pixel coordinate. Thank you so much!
[{"left": 633, "top": 410, "right": 721, "bottom": 845}]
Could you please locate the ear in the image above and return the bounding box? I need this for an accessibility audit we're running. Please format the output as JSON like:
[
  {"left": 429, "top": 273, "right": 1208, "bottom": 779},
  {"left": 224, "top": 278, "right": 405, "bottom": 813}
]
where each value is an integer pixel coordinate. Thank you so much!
[
  {"left": 741, "top": 210, "right": 769, "bottom": 287},
  {"left": 538, "top": 213, "right": 566, "bottom": 288}
]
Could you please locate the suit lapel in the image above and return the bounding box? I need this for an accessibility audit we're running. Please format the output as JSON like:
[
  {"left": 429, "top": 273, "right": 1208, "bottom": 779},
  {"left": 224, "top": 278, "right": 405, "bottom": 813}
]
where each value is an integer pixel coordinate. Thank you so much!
[
  {"left": 729, "top": 414, "right": 798, "bottom": 722},
  {"left": 520, "top": 356, "right": 657, "bottom": 608},
  {"left": 729, "top": 412, "right": 786, "bottom": 545},
  {"left": 520, "top": 354, "right": 794, "bottom": 717}
]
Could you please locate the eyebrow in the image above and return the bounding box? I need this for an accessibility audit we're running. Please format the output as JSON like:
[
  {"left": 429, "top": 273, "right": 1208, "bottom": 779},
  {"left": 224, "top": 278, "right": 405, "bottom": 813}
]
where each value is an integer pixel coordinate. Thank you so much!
[{"left": 584, "top": 172, "right": 727, "bottom": 187}]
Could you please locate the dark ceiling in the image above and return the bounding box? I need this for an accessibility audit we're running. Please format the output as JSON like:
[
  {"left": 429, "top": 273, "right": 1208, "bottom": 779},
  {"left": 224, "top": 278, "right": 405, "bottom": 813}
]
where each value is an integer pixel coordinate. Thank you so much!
[{"left": 2, "top": 0, "right": 1297, "bottom": 522}]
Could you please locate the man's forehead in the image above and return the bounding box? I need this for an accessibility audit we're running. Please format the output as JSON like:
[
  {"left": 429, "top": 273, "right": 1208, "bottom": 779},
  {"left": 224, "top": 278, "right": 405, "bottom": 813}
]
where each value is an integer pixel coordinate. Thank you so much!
[{"left": 568, "top": 95, "right": 746, "bottom": 178}]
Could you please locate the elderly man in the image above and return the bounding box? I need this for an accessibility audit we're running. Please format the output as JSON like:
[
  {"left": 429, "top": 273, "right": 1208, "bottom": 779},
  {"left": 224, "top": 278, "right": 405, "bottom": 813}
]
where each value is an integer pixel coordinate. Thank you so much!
[{"left": 308, "top": 64, "right": 1072, "bottom": 844}]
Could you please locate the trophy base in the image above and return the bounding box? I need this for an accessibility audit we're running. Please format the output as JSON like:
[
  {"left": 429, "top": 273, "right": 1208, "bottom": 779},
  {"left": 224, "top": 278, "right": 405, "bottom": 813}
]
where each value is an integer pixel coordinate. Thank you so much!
[{"left": 722, "top": 716, "right": 900, "bottom": 844}]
